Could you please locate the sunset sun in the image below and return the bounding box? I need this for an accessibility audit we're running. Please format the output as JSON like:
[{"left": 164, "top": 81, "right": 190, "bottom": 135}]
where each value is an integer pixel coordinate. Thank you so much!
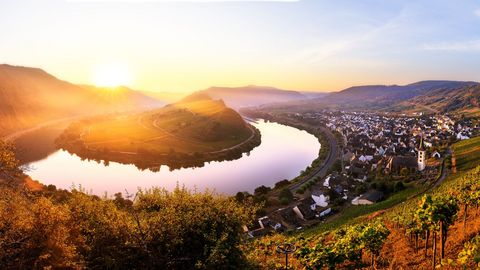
[{"left": 91, "top": 62, "right": 132, "bottom": 88}]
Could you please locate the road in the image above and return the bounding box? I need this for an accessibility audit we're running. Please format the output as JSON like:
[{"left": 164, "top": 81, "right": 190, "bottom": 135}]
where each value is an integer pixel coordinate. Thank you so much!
[
  {"left": 1, "top": 117, "right": 79, "bottom": 141},
  {"left": 290, "top": 126, "right": 339, "bottom": 192},
  {"left": 78, "top": 114, "right": 257, "bottom": 156},
  {"left": 432, "top": 147, "right": 451, "bottom": 188}
]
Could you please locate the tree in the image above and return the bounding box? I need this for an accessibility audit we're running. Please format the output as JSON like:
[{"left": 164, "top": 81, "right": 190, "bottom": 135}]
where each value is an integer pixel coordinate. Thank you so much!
[
  {"left": 415, "top": 195, "right": 459, "bottom": 268},
  {"left": 0, "top": 188, "right": 81, "bottom": 269},
  {"left": 278, "top": 188, "right": 294, "bottom": 205},
  {"left": 254, "top": 185, "right": 271, "bottom": 195},
  {"left": 357, "top": 222, "right": 390, "bottom": 268},
  {"left": 274, "top": 179, "right": 290, "bottom": 189},
  {"left": 0, "top": 140, "right": 22, "bottom": 180},
  {"left": 0, "top": 185, "right": 259, "bottom": 269},
  {"left": 394, "top": 181, "right": 405, "bottom": 192},
  {"left": 235, "top": 191, "right": 245, "bottom": 203}
]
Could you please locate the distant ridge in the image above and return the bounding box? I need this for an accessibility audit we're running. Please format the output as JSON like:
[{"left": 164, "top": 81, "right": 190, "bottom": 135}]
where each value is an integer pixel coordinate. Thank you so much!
[
  {"left": 0, "top": 64, "right": 164, "bottom": 136},
  {"left": 197, "top": 85, "right": 309, "bottom": 108},
  {"left": 316, "top": 80, "right": 480, "bottom": 111}
]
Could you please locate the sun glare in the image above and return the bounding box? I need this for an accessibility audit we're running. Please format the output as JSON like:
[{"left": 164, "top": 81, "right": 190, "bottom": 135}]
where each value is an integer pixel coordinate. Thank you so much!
[{"left": 91, "top": 62, "right": 132, "bottom": 88}]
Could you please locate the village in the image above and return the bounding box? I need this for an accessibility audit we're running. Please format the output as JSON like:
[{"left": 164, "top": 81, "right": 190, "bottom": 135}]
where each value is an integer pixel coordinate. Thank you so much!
[{"left": 243, "top": 110, "right": 479, "bottom": 237}]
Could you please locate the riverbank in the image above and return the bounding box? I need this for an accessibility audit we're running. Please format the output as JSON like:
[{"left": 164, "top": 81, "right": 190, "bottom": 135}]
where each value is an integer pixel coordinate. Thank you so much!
[
  {"left": 56, "top": 121, "right": 262, "bottom": 171},
  {"left": 241, "top": 110, "right": 339, "bottom": 191},
  {"left": 27, "top": 120, "right": 319, "bottom": 195}
]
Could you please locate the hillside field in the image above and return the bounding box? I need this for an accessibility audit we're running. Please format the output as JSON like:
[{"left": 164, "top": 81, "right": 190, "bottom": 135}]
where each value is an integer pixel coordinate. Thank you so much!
[
  {"left": 56, "top": 97, "right": 261, "bottom": 169},
  {"left": 453, "top": 136, "right": 480, "bottom": 172},
  {"left": 246, "top": 136, "right": 480, "bottom": 269}
]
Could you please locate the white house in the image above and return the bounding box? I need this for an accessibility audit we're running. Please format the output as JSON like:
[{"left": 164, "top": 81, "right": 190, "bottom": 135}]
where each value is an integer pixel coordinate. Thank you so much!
[
  {"left": 457, "top": 133, "right": 470, "bottom": 140},
  {"left": 311, "top": 191, "right": 329, "bottom": 207}
]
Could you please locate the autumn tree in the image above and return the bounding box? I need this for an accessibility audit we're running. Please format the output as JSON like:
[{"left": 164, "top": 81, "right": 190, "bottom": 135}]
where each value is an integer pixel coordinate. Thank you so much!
[{"left": 0, "top": 140, "right": 22, "bottom": 180}]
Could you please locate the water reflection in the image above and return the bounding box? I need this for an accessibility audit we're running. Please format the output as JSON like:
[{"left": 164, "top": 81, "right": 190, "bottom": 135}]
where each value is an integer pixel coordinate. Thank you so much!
[{"left": 27, "top": 120, "right": 320, "bottom": 195}]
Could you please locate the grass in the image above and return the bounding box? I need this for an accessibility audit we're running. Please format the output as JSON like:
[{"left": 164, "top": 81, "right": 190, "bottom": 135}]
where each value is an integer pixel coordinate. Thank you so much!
[{"left": 79, "top": 99, "right": 252, "bottom": 154}]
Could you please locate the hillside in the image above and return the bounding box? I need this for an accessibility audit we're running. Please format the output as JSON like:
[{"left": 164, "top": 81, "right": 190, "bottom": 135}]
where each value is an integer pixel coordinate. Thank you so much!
[
  {"left": 321, "top": 80, "right": 478, "bottom": 108},
  {"left": 402, "top": 84, "right": 480, "bottom": 116},
  {"left": 246, "top": 137, "right": 480, "bottom": 269},
  {"left": 262, "top": 80, "right": 480, "bottom": 114},
  {"left": 198, "top": 85, "right": 308, "bottom": 109},
  {"left": 0, "top": 64, "right": 163, "bottom": 137},
  {"left": 56, "top": 94, "right": 261, "bottom": 169},
  {"left": 141, "top": 90, "right": 188, "bottom": 103}
]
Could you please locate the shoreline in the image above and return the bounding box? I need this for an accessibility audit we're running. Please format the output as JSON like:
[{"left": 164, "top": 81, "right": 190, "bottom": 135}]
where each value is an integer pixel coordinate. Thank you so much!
[{"left": 56, "top": 122, "right": 262, "bottom": 171}]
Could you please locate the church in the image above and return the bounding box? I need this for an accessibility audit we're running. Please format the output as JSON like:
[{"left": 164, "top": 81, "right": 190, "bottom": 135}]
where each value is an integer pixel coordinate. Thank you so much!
[{"left": 386, "top": 137, "right": 427, "bottom": 173}]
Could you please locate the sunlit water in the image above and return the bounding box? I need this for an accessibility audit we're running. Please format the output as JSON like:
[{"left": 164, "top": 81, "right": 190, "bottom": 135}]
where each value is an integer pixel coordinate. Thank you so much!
[{"left": 27, "top": 120, "right": 320, "bottom": 196}]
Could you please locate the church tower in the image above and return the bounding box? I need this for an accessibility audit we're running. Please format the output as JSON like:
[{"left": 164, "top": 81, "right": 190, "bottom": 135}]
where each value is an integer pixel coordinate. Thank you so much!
[{"left": 418, "top": 137, "right": 426, "bottom": 171}]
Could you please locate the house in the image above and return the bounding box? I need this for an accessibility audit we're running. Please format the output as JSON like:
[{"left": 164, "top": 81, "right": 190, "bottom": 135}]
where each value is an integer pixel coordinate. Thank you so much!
[
  {"left": 386, "top": 156, "right": 418, "bottom": 172},
  {"left": 457, "top": 133, "right": 470, "bottom": 140},
  {"left": 351, "top": 190, "right": 384, "bottom": 205},
  {"left": 343, "top": 151, "right": 355, "bottom": 163},
  {"left": 311, "top": 190, "right": 329, "bottom": 207},
  {"left": 319, "top": 207, "right": 332, "bottom": 217},
  {"left": 293, "top": 197, "right": 316, "bottom": 220},
  {"left": 243, "top": 218, "right": 266, "bottom": 238},
  {"left": 431, "top": 151, "right": 441, "bottom": 159},
  {"left": 275, "top": 207, "right": 301, "bottom": 226}
]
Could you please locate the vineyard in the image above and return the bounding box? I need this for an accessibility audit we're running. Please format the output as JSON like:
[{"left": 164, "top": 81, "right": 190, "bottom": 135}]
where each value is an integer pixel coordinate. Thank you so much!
[{"left": 245, "top": 166, "right": 480, "bottom": 269}]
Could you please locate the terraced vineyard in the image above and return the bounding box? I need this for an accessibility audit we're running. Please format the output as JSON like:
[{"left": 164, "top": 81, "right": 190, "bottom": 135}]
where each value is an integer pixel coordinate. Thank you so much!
[
  {"left": 245, "top": 137, "right": 480, "bottom": 269},
  {"left": 453, "top": 136, "right": 480, "bottom": 171}
]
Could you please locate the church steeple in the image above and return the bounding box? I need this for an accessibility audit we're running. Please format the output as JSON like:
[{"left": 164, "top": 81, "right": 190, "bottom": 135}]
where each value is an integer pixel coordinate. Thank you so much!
[
  {"left": 417, "top": 135, "right": 426, "bottom": 171},
  {"left": 419, "top": 136, "right": 425, "bottom": 151}
]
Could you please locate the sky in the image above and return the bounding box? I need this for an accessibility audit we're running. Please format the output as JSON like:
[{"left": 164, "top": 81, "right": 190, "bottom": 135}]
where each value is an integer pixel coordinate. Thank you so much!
[{"left": 1, "top": 0, "right": 480, "bottom": 92}]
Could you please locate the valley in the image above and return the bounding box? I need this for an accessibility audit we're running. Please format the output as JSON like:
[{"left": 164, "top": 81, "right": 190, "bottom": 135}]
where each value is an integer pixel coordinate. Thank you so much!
[
  {"left": 2, "top": 65, "right": 480, "bottom": 269},
  {"left": 3, "top": 2, "right": 480, "bottom": 268}
]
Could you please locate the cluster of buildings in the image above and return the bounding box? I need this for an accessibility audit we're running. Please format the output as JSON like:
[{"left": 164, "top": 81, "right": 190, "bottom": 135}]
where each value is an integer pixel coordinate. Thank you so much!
[
  {"left": 310, "top": 111, "right": 476, "bottom": 174},
  {"left": 243, "top": 111, "right": 478, "bottom": 237}
]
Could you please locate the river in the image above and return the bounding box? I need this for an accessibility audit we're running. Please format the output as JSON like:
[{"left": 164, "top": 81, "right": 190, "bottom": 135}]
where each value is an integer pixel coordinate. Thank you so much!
[{"left": 25, "top": 120, "right": 320, "bottom": 196}]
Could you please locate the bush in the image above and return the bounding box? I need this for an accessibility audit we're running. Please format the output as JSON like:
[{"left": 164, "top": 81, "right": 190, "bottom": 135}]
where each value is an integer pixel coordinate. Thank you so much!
[
  {"left": 332, "top": 197, "right": 346, "bottom": 207},
  {"left": 279, "top": 197, "right": 291, "bottom": 205},
  {"left": 356, "top": 183, "right": 367, "bottom": 194},
  {"left": 394, "top": 181, "right": 405, "bottom": 192},
  {"left": 0, "top": 186, "right": 259, "bottom": 269},
  {"left": 278, "top": 188, "right": 294, "bottom": 204},
  {"left": 274, "top": 179, "right": 290, "bottom": 189},
  {"left": 254, "top": 185, "right": 271, "bottom": 195}
]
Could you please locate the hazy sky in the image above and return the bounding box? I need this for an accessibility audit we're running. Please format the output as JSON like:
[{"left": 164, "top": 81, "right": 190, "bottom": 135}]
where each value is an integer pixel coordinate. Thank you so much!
[{"left": 1, "top": 0, "right": 480, "bottom": 92}]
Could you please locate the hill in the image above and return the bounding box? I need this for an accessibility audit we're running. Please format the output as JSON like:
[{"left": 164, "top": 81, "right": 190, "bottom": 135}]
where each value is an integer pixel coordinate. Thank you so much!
[
  {"left": 197, "top": 85, "right": 308, "bottom": 109},
  {"left": 246, "top": 136, "right": 480, "bottom": 269},
  {"left": 401, "top": 83, "right": 480, "bottom": 116},
  {"left": 0, "top": 64, "right": 163, "bottom": 137},
  {"left": 321, "top": 80, "right": 478, "bottom": 108},
  {"left": 56, "top": 94, "right": 261, "bottom": 169},
  {"left": 140, "top": 90, "right": 188, "bottom": 103},
  {"left": 262, "top": 80, "right": 480, "bottom": 114}
]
